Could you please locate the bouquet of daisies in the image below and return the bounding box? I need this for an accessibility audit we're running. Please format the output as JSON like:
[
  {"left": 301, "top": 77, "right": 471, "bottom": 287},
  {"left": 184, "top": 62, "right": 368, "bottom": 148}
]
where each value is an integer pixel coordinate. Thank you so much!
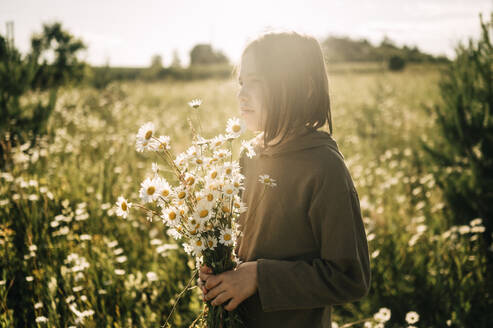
[{"left": 115, "top": 99, "right": 256, "bottom": 327}]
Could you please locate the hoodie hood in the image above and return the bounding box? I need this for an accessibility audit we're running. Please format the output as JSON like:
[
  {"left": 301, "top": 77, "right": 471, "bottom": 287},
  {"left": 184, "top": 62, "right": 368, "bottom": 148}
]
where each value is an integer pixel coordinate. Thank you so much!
[{"left": 253, "top": 128, "right": 344, "bottom": 159}]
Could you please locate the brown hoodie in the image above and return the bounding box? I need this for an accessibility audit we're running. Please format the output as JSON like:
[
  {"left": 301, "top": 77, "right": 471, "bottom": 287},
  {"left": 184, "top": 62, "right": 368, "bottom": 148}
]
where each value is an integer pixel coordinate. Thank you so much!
[{"left": 236, "top": 128, "right": 371, "bottom": 328}]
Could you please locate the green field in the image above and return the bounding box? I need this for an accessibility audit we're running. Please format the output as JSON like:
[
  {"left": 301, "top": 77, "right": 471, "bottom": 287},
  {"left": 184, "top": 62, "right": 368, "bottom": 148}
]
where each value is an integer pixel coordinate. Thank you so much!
[{"left": 1, "top": 63, "right": 490, "bottom": 327}]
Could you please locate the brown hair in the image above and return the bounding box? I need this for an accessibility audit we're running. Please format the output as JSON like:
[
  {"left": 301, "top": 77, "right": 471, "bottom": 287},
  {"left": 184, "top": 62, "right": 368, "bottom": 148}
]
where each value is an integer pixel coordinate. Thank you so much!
[{"left": 234, "top": 30, "right": 333, "bottom": 148}]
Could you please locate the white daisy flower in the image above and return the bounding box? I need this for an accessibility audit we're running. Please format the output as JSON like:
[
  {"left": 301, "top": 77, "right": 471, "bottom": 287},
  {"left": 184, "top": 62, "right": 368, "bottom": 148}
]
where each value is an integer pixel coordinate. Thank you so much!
[
  {"left": 185, "top": 217, "right": 203, "bottom": 235},
  {"left": 373, "top": 307, "right": 391, "bottom": 323},
  {"left": 188, "top": 98, "right": 202, "bottom": 109},
  {"left": 139, "top": 177, "right": 160, "bottom": 203},
  {"left": 222, "top": 182, "right": 236, "bottom": 197},
  {"left": 155, "top": 135, "right": 171, "bottom": 151},
  {"left": 210, "top": 134, "right": 226, "bottom": 149},
  {"left": 206, "top": 236, "right": 218, "bottom": 250},
  {"left": 167, "top": 228, "right": 182, "bottom": 240},
  {"left": 219, "top": 228, "right": 235, "bottom": 246},
  {"left": 221, "top": 162, "right": 239, "bottom": 178},
  {"left": 174, "top": 186, "right": 188, "bottom": 202},
  {"left": 115, "top": 196, "right": 132, "bottom": 218},
  {"left": 259, "top": 174, "right": 277, "bottom": 187},
  {"left": 195, "top": 199, "right": 213, "bottom": 222},
  {"left": 192, "top": 155, "right": 206, "bottom": 167},
  {"left": 226, "top": 117, "right": 245, "bottom": 138},
  {"left": 186, "top": 145, "right": 199, "bottom": 158},
  {"left": 213, "top": 149, "right": 232, "bottom": 161},
  {"left": 136, "top": 122, "right": 157, "bottom": 152},
  {"left": 174, "top": 152, "right": 189, "bottom": 169},
  {"left": 183, "top": 172, "right": 197, "bottom": 187},
  {"left": 233, "top": 197, "right": 247, "bottom": 214},
  {"left": 191, "top": 237, "right": 206, "bottom": 253},
  {"left": 240, "top": 140, "right": 256, "bottom": 158},
  {"left": 405, "top": 311, "right": 419, "bottom": 324},
  {"left": 161, "top": 207, "right": 180, "bottom": 227},
  {"left": 156, "top": 177, "right": 173, "bottom": 203},
  {"left": 207, "top": 166, "right": 221, "bottom": 180}
]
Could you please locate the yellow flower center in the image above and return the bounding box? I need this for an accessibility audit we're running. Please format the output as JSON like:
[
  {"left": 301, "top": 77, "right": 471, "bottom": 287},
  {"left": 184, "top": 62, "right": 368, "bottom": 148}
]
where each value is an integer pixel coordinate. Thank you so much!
[
  {"left": 234, "top": 182, "right": 240, "bottom": 188},
  {"left": 224, "top": 233, "right": 231, "bottom": 241},
  {"left": 147, "top": 186, "right": 155, "bottom": 195},
  {"left": 199, "top": 209, "right": 209, "bottom": 218},
  {"left": 121, "top": 202, "right": 127, "bottom": 211},
  {"left": 159, "top": 142, "right": 167, "bottom": 149},
  {"left": 196, "top": 159, "right": 203, "bottom": 165},
  {"left": 222, "top": 206, "right": 230, "bottom": 213},
  {"left": 145, "top": 131, "right": 152, "bottom": 140},
  {"left": 186, "top": 177, "right": 195, "bottom": 185},
  {"left": 178, "top": 191, "right": 186, "bottom": 199},
  {"left": 162, "top": 190, "right": 169, "bottom": 197},
  {"left": 211, "top": 171, "right": 217, "bottom": 179},
  {"left": 225, "top": 168, "right": 232, "bottom": 175},
  {"left": 196, "top": 240, "right": 203, "bottom": 247},
  {"left": 169, "top": 212, "right": 176, "bottom": 220},
  {"left": 207, "top": 194, "right": 214, "bottom": 201},
  {"left": 226, "top": 189, "right": 233, "bottom": 194},
  {"left": 264, "top": 178, "right": 271, "bottom": 183},
  {"left": 208, "top": 240, "right": 214, "bottom": 247},
  {"left": 232, "top": 125, "right": 241, "bottom": 133}
]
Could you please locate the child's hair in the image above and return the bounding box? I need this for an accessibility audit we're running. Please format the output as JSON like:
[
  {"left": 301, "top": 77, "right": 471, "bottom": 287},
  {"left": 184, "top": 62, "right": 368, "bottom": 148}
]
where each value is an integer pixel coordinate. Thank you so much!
[{"left": 234, "top": 29, "right": 333, "bottom": 147}]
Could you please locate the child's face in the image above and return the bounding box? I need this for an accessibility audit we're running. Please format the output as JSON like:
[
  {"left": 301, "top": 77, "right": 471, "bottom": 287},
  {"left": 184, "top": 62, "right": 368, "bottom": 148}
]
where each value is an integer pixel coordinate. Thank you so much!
[{"left": 237, "top": 51, "right": 265, "bottom": 132}]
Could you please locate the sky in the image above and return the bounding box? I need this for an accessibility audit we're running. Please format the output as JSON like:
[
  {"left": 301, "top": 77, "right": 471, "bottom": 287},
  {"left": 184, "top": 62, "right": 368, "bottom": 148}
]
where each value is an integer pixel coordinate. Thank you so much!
[{"left": 0, "top": 0, "right": 491, "bottom": 67}]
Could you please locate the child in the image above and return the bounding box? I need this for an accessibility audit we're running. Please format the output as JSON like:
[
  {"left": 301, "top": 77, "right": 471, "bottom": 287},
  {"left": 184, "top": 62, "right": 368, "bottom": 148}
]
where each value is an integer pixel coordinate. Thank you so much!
[{"left": 199, "top": 30, "right": 371, "bottom": 328}]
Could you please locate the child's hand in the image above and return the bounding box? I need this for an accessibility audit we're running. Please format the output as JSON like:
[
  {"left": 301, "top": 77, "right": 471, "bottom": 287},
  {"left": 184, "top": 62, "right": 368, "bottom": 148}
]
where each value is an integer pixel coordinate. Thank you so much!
[
  {"left": 198, "top": 265, "right": 213, "bottom": 300},
  {"left": 198, "top": 261, "right": 258, "bottom": 311}
]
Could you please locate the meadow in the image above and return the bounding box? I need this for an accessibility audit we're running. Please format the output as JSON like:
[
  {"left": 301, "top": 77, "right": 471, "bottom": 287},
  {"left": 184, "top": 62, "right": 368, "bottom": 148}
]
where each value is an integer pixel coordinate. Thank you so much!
[{"left": 1, "top": 62, "right": 491, "bottom": 327}]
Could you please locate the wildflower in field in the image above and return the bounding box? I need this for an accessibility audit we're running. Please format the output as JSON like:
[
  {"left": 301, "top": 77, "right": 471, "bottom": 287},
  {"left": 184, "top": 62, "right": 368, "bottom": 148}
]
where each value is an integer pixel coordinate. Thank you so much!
[
  {"left": 259, "top": 174, "right": 277, "bottom": 187},
  {"left": 34, "top": 302, "right": 43, "bottom": 309},
  {"left": 470, "top": 218, "right": 482, "bottom": 226},
  {"left": 114, "top": 269, "right": 125, "bottom": 275},
  {"left": 188, "top": 98, "right": 202, "bottom": 109},
  {"left": 26, "top": 276, "right": 34, "bottom": 282},
  {"left": 147, "top": 271, "right": 158, "bottom": 282},
  {"left": 405, "top": 311, "right": 419, "bottom": 324},
  {"left": 374, "top": 307, "right": 391, "bottom": 323},
  {"left": 226, "top": 117, "right": 245, "bottom": 138},
  {"left": 35, "top": 316, "right": 48, "bottom": 323},
  {"left": 115, "top": 196, "right": 132, "bottom": 219}
]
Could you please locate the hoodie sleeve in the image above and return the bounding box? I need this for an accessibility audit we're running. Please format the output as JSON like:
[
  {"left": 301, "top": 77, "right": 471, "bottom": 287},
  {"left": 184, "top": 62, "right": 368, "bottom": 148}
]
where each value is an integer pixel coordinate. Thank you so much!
[{"left": 255, "top": 160, "right": 371, "bottom": 311}]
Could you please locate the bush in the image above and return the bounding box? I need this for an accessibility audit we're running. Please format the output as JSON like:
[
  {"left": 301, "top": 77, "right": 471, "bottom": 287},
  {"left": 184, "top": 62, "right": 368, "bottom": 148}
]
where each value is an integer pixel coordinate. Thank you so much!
[
  {"left": 421, "top": 13, "right": 493, "bottom": 255},
  {"left": 388, "top": 55, "right": 406, "bottom": 71}
]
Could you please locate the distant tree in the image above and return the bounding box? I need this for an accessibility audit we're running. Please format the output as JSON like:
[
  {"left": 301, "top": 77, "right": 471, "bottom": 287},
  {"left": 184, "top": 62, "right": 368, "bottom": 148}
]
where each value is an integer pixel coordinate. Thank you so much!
[
  {"left": 189, "top": 44, "right": 229, "bottom": 66},
  {"left": 0, "top": 21, "right": 86, "bottom": 170},
  {"left": 171, "top": 49, "right": 182, "bottom": 68},
  {"left": 150, "top": 54, "right": 163, "bottom": 69},
  {"left": 29, "top": 21, "right": 87, "bottom": 90}
]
